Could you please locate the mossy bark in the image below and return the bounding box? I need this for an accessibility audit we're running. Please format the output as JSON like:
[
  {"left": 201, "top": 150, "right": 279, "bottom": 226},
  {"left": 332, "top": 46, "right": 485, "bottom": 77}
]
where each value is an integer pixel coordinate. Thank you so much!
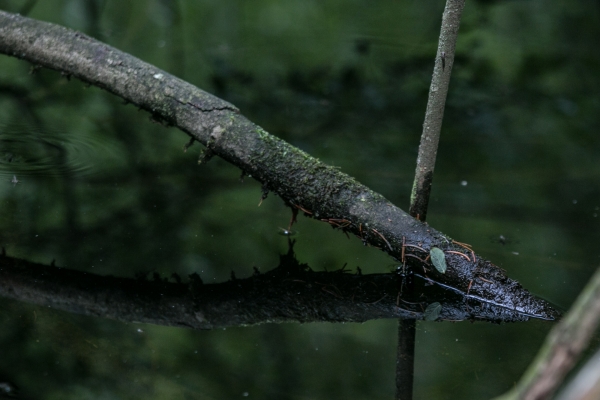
[{"left": 0, "top": 11, "right": 557, "bottom": 322}]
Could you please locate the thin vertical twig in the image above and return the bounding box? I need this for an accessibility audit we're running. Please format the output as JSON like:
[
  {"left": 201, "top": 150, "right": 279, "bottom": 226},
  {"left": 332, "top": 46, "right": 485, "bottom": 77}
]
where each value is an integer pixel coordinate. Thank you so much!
[
  {"left": 396, "top": 1, "right": 466, "bottom": 399},
  {"left": 409, "top": 0, "right": 465, "bottom": 221}
]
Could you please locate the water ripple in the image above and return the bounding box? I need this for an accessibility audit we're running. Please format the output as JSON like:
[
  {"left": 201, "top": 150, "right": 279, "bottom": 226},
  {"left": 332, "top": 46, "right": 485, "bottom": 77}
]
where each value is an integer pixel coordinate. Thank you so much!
[{"left": 0, "top": 122, "right": 124, "bottom": 179}]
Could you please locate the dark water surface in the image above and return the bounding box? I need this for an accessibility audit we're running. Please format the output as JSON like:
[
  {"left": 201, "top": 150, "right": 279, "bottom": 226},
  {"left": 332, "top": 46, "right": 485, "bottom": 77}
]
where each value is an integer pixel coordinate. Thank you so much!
[{"left": 0, "top": 1, "right": 599, "bottom": 399}]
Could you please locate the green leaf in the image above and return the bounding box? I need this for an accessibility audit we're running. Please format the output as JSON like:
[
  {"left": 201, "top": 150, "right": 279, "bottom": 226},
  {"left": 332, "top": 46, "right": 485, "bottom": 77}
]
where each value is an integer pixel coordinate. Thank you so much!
[
  {"left": 430, "top": 247, "right": 447, "bottom": 274},
  {"left": 424, "top": 302, "right": 442, "bottom": 321}
]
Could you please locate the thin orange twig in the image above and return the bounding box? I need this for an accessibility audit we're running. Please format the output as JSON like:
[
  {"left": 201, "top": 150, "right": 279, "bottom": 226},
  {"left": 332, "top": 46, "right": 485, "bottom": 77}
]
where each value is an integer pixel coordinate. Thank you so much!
[{"left": 445, "top": 250, "right": 471, "bottom": 262}]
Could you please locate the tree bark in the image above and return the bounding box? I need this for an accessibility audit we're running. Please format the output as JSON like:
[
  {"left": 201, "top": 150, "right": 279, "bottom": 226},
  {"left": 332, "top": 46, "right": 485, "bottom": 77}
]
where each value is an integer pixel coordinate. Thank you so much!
[
  {"left": 0, "top": 11, "right": 557, "bottom": 322},
  {"left": 409, "top": 0, "right": 465, "bottom": 221},
  {"left": 493, "top": 265, "right": 600, "bottom": 400}
]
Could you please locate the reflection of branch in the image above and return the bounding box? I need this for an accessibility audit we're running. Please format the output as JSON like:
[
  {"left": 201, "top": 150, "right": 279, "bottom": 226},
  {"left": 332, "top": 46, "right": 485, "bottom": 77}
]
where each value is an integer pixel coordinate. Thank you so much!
[
  {"left": 0, "top": 11, "right": 556, "bottom": 318},
  {"left": 493, "top": 266, "right": 600, "bottom": 400},
  {"left": 0, "top": 248, "right": 556, "bottom": 329}
]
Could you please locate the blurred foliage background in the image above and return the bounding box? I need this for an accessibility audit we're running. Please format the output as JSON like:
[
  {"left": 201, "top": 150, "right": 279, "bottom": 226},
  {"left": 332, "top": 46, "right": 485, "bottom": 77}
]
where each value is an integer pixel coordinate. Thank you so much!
[{"left": 0, "top": 0, "right": 599, "bottom": 399}]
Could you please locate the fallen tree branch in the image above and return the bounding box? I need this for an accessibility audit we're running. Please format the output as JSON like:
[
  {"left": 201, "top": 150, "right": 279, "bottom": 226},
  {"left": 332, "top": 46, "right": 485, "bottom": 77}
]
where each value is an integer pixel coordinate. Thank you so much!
[
  {"left": 0, "top": 246, "right": 556, "bottom": 329},
  {"left": 0, "top": 11, "right": 557, "bottom": 319},
  {"left": 493, "top": 265, "right": 600, "bottom": 400},
  {"left": 556, "top": 346, "right": 600, "bottom": 400}
]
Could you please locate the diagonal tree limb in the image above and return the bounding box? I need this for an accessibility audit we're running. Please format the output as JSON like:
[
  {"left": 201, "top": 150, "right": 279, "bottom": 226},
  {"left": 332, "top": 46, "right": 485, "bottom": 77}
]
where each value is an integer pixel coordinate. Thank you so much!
[
  {"left": 493, "top": 265, "right": 600, "bottom": 400},
  {"left": 556, "top": 346, "right": 600, "bottom": 400},
  {"left": 0, "top": 11, "right": 557, "bottom": 320}
]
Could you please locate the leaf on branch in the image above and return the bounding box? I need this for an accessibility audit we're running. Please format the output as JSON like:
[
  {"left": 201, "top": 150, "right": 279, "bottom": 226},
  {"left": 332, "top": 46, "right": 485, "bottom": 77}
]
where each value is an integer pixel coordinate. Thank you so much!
[
  {"left": 430, "top": 247, "right": 447, "bottom": 274},
  {"left": 424, "top": 302, "right": 442, "bottom": 321}
]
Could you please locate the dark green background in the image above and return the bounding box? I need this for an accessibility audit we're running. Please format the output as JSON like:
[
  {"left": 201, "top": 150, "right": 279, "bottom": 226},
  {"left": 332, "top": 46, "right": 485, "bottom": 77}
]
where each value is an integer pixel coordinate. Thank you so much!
[{"left": 0, "top": 0, "right": 599, "bottom": 399}]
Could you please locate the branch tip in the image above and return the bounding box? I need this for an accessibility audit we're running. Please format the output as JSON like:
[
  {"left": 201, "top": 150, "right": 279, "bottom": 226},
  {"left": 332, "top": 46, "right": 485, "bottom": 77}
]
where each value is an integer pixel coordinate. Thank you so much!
[{"left": 183, "top": 137, "right": 195, "bottom": 153}]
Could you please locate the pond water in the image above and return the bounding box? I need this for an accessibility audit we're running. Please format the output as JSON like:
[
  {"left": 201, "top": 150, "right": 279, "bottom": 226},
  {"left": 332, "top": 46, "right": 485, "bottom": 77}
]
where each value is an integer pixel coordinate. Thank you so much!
[{"left": 0, "top": 1, "right": 599, "bottom": 399}]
